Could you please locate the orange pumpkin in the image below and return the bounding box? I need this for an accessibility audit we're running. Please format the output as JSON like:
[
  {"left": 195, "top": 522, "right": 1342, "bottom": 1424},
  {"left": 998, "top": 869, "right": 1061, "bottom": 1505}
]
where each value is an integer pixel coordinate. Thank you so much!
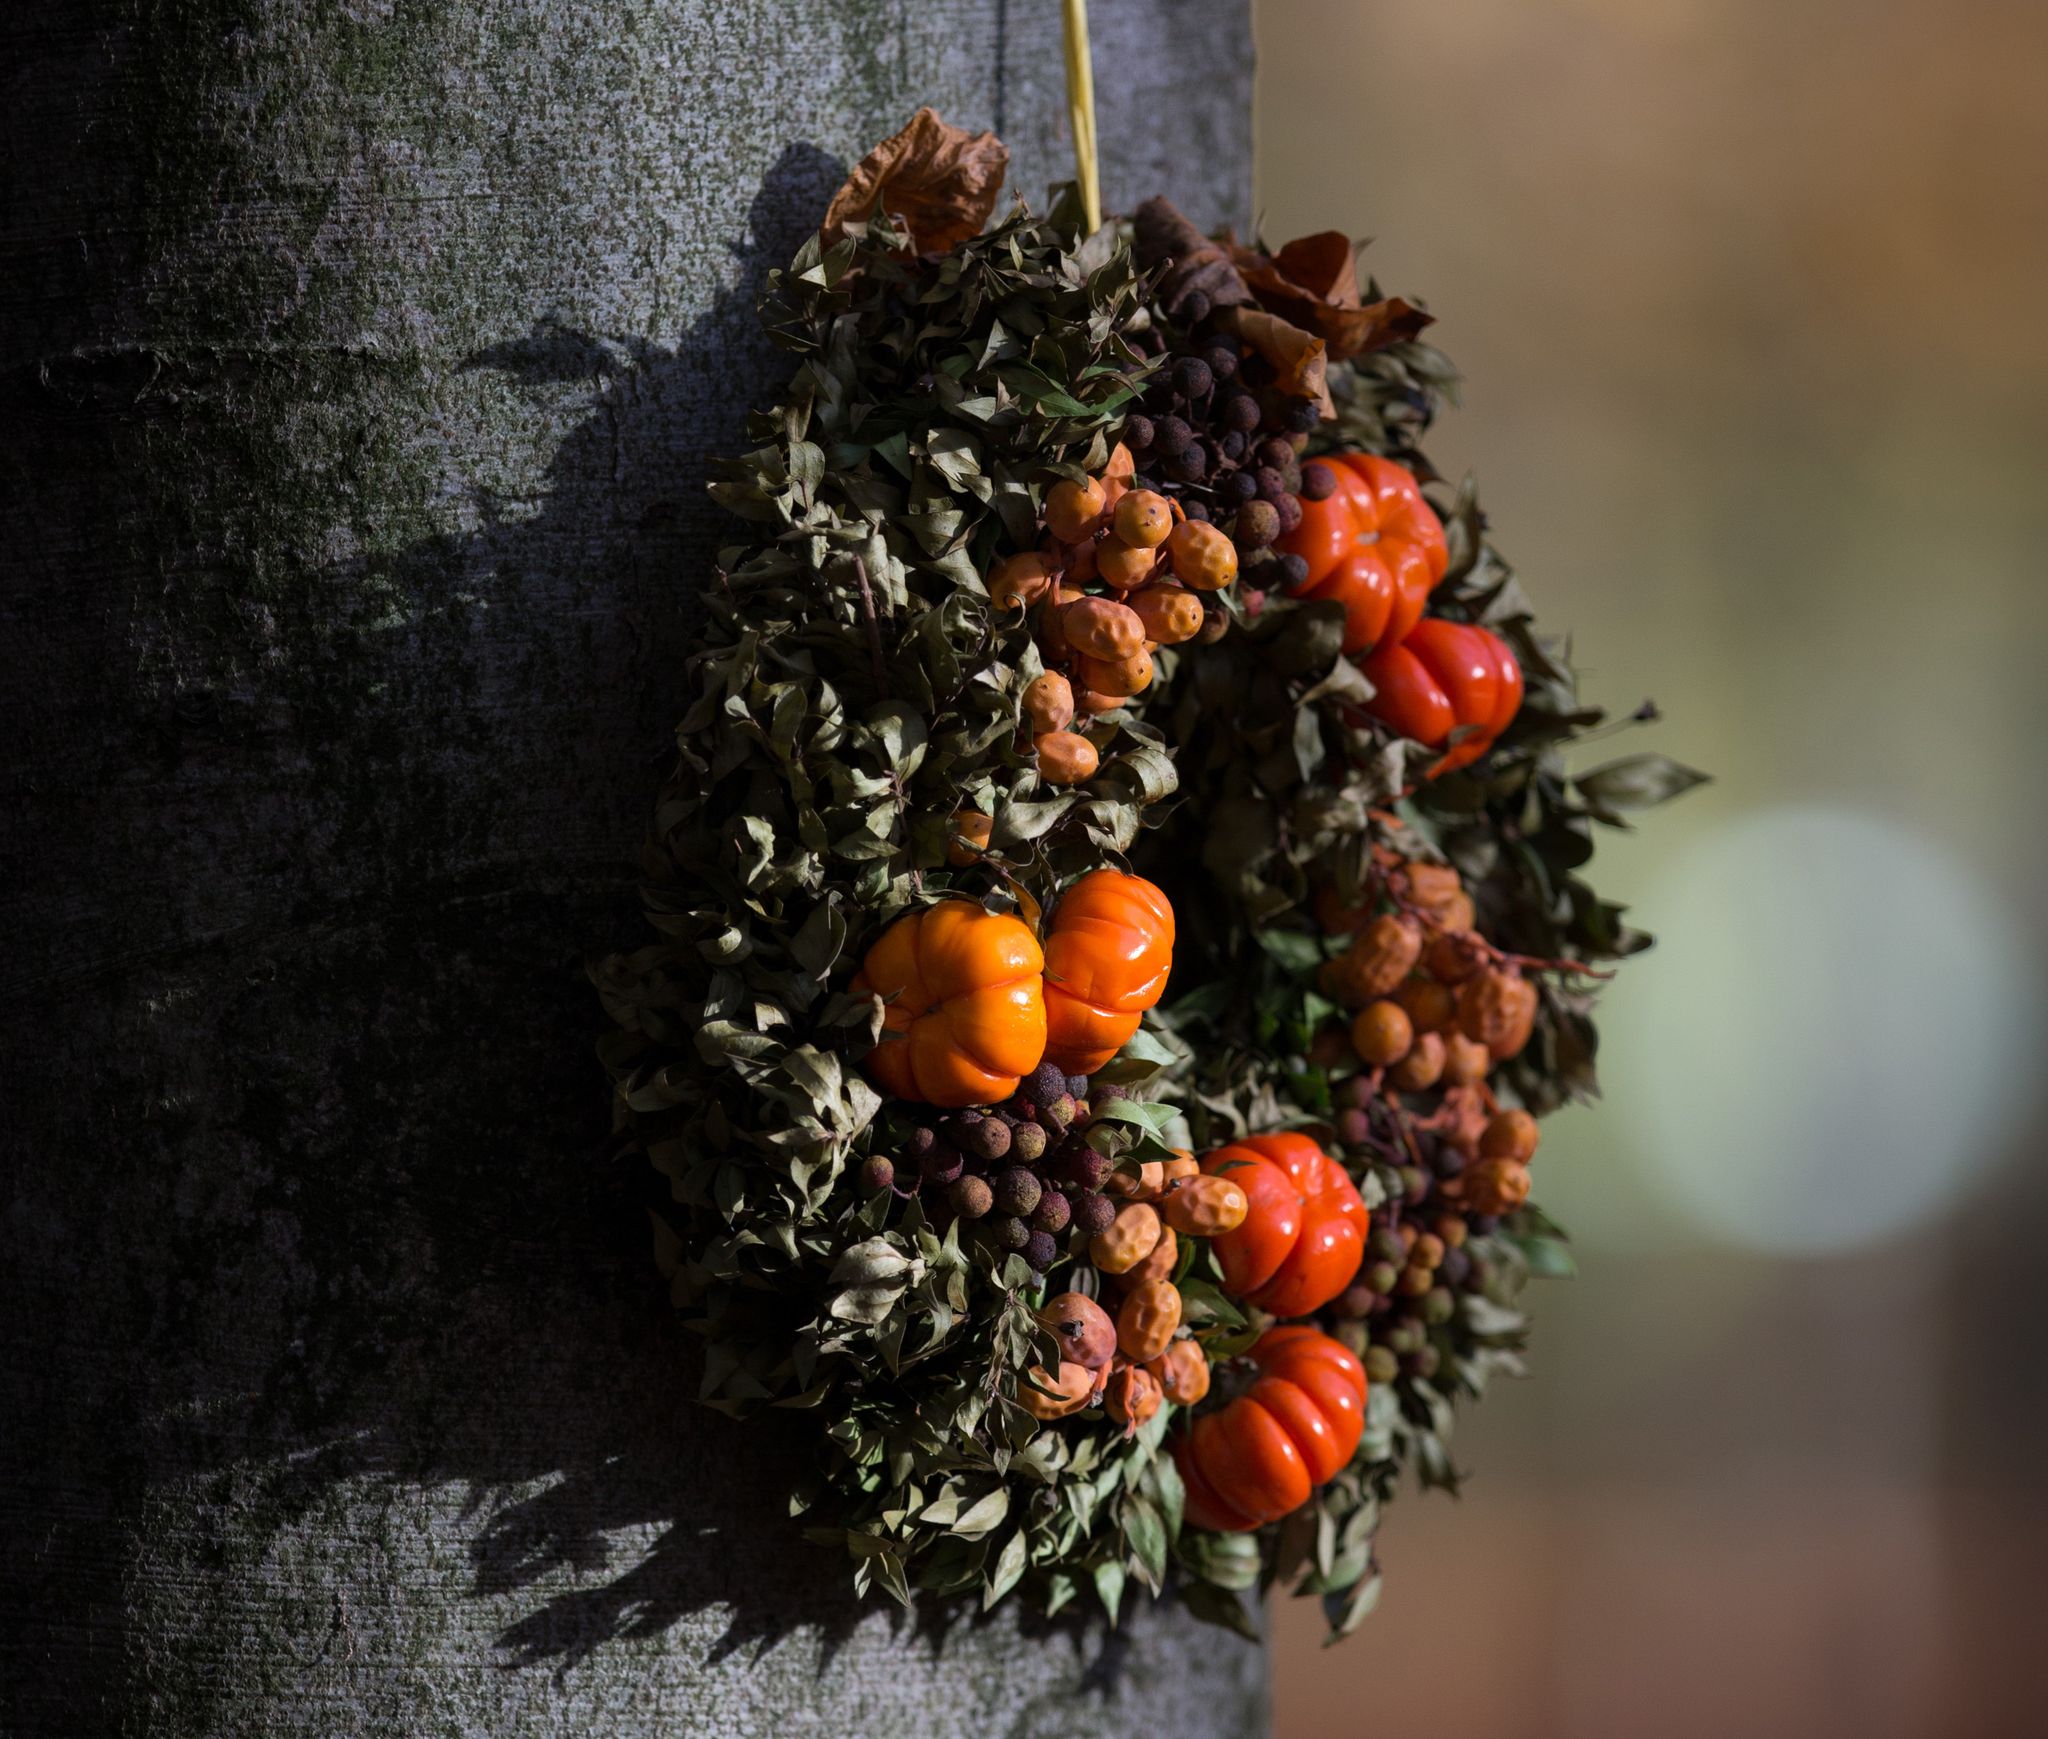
[
  {"left": 1175, "top": 1326, "right": 1368, "bottom": 1532},
  {"left": 850, "top": 902, "right": 1046, "bottom": 1107},
  {"left": 1279, "top": 453, "right": 1447, "bottom": 654},
  {"left": 1359, "top": 619, "right": 1523, "bottom": 776},
  {"left": 1202, "top": 1131, "right": 1367, "bottom": 1317},
  {"left": 1040, "top": 869, "right": 1176, "bottom": 1073}
]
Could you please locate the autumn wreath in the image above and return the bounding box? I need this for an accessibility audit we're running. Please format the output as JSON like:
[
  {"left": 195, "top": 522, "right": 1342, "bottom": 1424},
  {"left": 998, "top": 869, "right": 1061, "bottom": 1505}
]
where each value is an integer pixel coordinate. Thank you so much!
[{"left": 594, "top": 112, "right": 1701, "bottom": 1638}]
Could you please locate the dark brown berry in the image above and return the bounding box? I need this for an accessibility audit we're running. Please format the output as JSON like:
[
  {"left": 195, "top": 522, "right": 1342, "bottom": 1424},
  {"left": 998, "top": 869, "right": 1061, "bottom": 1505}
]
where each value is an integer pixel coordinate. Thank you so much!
[
  {"left": 1010, "top": 1122, "right": 1049, "bottom": 1165},
  {"left": 1335, "top": 1105, "right": 1371, "bottom": 1148},
  {"left": 1219, "top": 468, "right": 1258, "bottom": 504},
  {"left": 1179, "top": 289, "right": 1212, "bottom": 324},
  {"left": 1218, "top": 429, "right": 1248, "bottom": 463},
  {"left": 1277, "top": 553, "right": 1310, "bottom": 590},
  {"left": 950, "top": 1175, "right": 994, "bottom": 1218},
  {"left": 1123, "top": 413, "right": 1156, "bottom": 452},
  {"left": 961, "top": 1115, "right": 1011, "bottom": 1164},
  {"left": 1031, "top": 1191, "right": 1072, "bottom": 1234},
  {"left": 922, "top": 1143, "right": 965, "bottom": 1187},
  {"left": 1023, "top": 1229, "right": 1059, "bottom": 1272},
  {"left": 1202, "top": 343, "right": 1239, "bottom": 381},
  {"left": 1234, "top": 500, "right": 1280, "bottom": 549},
  {"left": 1070, "top": 1190, "right": 1116, "bottom": 1237},
  {"left": 1057, "top": 1146, "right": 1113, "bottom": 1190},
  {"left": 1283, "top": 396, "right": 1321, "bottom": 433},
  {"left": 1153, "top": 415, "right": 1192, "bottom": 456},
  {"left": 990, "top": 1214, "right": 1032, "bottom": 1251},
  {"left": 1273, "top": 491, "right": 1303, "bottom": 535},
  {"left": 993, "top": 1167, "right": 1042, "bottom": 1217},
  {"left": 1221, "top": 390, "right": 1262, "bottom": 433},
  {"left": 1335, "top": 1284, "right": 1376, "bottom": 1319},
  {"left": 1167, "top": 443, "right": 1208, "bottom": 483},
  {"left": 1172, "top": 356, "right": 1213, "bottom": 398},
  {"left": 1182, "top": 499, "right": 1211, "bottom": 523},
  {"left": 1299, "top": 460, "right": 1338, "bottom": 501},
  {"left": 1040, "top": 1092, "right": 1078, "bottom": 1133},
  {"left": 1253, "top": 466, "right": 1289, "bottom": 505},
  {"left": 904, "top": 1126, "right": 939, "bottom": 1166},
  {"left": 860, "top": 1155, "right": 895, "bottom": 1193},
  {"left": 1254, "top": 437, "right": 1294, "bottom": 471}
]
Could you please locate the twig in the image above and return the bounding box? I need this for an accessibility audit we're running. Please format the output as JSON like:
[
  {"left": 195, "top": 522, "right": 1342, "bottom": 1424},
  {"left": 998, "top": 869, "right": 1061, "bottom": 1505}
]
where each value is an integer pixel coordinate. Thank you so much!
[{"left": 852, "top": 556, "right": 887, "bottom": 689}]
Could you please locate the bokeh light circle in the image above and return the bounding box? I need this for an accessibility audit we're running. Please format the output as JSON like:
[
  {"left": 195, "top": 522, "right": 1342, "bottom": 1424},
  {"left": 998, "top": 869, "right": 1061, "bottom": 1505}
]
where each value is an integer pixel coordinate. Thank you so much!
[{"left": 1608, "top": 806, "right": 2035, "bottom": 1255}]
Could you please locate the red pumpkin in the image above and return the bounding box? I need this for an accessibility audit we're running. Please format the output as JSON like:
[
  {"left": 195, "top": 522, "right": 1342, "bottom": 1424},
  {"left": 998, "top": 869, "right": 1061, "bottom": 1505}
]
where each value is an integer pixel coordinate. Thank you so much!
[
  {"left": 1175, "top": 1327, "right": 1368, "bottom": 1532},
  {"left": 1040, "top": 869, "right": 1176, "bottom": 1073},
  {"left": 1202, "top": 1131, "right": 1367, "bottom": 1317},
  {"left": 1279, "top": 453, "right": 1448, "bottom": 654},
  {"left": 1359, "top": 619, "right": 1523, "bottom": 775}
]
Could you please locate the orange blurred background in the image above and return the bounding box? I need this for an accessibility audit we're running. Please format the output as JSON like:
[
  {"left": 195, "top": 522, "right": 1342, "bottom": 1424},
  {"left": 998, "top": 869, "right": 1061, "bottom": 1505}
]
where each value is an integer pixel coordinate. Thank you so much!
[{"left": 1255, "top": 3, "right": 2048, "bottom": 1734}]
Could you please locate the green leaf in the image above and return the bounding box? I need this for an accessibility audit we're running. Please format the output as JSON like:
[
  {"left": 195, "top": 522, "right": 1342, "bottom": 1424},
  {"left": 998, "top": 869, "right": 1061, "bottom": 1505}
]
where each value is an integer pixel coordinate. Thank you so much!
[{"left": 1574, "top": 754, "right": 1709, "bottom": 814}]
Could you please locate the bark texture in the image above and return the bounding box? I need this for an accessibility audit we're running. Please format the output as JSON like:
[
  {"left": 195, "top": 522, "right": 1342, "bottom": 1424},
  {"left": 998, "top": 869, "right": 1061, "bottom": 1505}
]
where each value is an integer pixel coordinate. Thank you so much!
[{"left": 0, "top": 3, "right": 1261, "bottom": 1734}]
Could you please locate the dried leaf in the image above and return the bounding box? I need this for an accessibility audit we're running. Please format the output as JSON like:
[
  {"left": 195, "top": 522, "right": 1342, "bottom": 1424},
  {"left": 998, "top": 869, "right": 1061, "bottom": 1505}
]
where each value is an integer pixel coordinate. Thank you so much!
[
  {"left": 1218, "top": 305, "right": 1331, "bottom": 414},
  {"left": 1232, "top": 232, "right": 1435, "bottom": 361},
  {"left": 822, "top": 108, "right": 1008, "bottom": 254}
]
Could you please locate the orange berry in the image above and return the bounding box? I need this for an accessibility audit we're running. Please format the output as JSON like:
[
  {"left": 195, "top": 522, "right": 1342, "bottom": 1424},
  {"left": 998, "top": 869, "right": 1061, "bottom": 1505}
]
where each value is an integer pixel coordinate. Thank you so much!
[
  {"left": 1022, "top": 671, "right": 1075, "bottom": 734},
  {"left": 1105, "top": 1362, "right": 1163, "bottom": 1431},
  {"left": 1393, "top": 975, "right": 1457, "bottom": 1034},
  {"left": 988, "top": 552, "right": 1053, "bottom": 611},
  {"left": 1165, "top": 519, "right": 1238, "bottom": 591},
  {"left": 1061, "top": 597, "right": 1146, "bottom": 660},
  {"left": 1074, "top": 646, "right": 1153, "bottom": 697},
  {"left": 1457, "top": 970, "right": 1539, "bottom": 1060},
  {"left": 1116, "top": 1278, "right": 1183, "bottom": 1362},
  {"left": 1113, "top": 488, "right": 1174, "bottom": 549},
  {"left": 1481, "top": 1108, "right": 1541, "bottom": 1163},
  {"left": 1096, "top": 538, "right": 1158, "bottom": 590},
  {"left": 1441, "top": 1030, "right": 1491, "bottom": 1086},
  {"left": 1074, "top": 688, "right": 1124, "bottom": 715},
  {"left": 1388, "top": 1029, "right": 1446, "bottom": 1091},
  {"left": 1090, "top": 1202, "right": 1162, "bottom": 1274},
  {"left": 1351, "top": 999, "right": 1415, "bottom": 1066},
  {"left": 1160, "top": 1175, "right": 1249, "bottom": 1237},
  {"left": 1045, "top": 476, "right": 1107, "bottom": 543},
  {"left": 1129, "top": 582, "right": 1204, "bottom": 645},
  {"left": 1121, "top": 1222, "right": 1179, "bottom": 1288},
  {"left": 1148, "top": 1338, "right": 1211, "bottom": 1406},
  {"left": 946, "top": 808, "right": 993, "bottom": 867},
  {"left": 1036, "top": 730, "right": 1099, "bottom": 784}
]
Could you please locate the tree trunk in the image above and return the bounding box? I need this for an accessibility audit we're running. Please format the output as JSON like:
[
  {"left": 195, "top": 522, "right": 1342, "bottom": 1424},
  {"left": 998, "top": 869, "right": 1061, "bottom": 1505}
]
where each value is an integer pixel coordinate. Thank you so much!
[{"left": 0, "top": 3, "right": 1262, "bottom": 1734}]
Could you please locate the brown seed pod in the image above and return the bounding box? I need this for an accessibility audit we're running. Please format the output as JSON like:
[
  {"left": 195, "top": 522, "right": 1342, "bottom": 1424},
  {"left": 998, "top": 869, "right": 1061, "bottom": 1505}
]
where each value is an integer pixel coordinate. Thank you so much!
[
  {"left": 988, "top": 551, "right": 1053, "bottom": 611},
  {"left": 1022, "top": 670, "right": 1075, "bottom": 734},
  {"left": 1062, "top": 596, "right": 1146, "bottom": 661},
  {"left": 1457, "top": 970, "right": 1539, "bottom": 1060},
  {"left": 1120, "top": 1222, "right": 1179, "bottom": 1289},
  {"left": 1116, "top": 1278, "right": 1183, "bottom": 1363},
  {"left": 1441, "top": 1030, "right": 1492, "bottom": 1086},
  {"left": 1035, "top": 729, "right": 1099, "bottom": 785},
  {"left": 1481, "top": 1108, "right": 1541, "bottom": 1163},
  {"left": 1342, "top": 913, "right": 1424, "bottom": 1000},
  {"left": 1393, "top": 974, "right": 1458, "bottom": 1034},
  {"left": 1388, "top": 1029, "right": 1446, "bottom": 1092},
  {"left": 1164, "top": 519, "right": 1238, "bottom": 591},
  {"left": 1104, "top": 1361, "right": 1164, "bottom": 1431},
  {"left": 1147, "top": 1338, "right": 1211, "bottom": 1406},
  {"left": 1462, "top": 1157, "right": 1533, "bottom": 1216},
  {"left": 1018, "top": 1359, "right": 1096, "bottom": 1420},
  {"left": 1096, "top": 539, "right": 1158, "bottom": 590},
  {"left": 1038, "top": 1292, "right": 1117, "bottom": 1371},
  {"left": 1113, "top": 489, "right": 1175, "bottom": 549},
  {"left": 1073, "top": 646, "right": 1154, "bottom": 697},
  {"left": 1425, "top": 928, "right": 1488, "bottom": 984},
  {"left": 1045, "top": 476, "right": 1107, "bottom": 542},
  {"left": 1402, "top": 861, "right": 1465, "bottom": 925},
  {"left": 1351, "top": 999, "right": 1415, "bottom": 1066},
  {"left": 1129, "top": 582, "right": 1205, "bottom": 645},
  {"left": 1160, "top": 1174, "right": 1249, "bottom": 1237},
  {"left": 1105, "top": 1160, "right": 1167, "bottom": 1201},
  {"left": 1090, "top": 1202, "right": 1162, "bottom": 1274},
  {"left": 946, "top": 808, "right": 993, "bottom": 867},
  {"left": 1438, "top": 1084, "right": 1491, "bottom": 1157}
]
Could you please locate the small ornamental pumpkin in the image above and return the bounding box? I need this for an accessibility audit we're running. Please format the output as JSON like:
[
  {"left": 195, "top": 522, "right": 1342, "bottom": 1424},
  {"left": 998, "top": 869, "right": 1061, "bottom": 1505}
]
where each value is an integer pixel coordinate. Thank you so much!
[
  {"left": 1040, "top": 868, "right": 1177, "bottom": 1073},
  {"left": 1359, "top": 619, "right": 1524, "bottom": 776},
  {"left": 1175, "top": 1326, "right": 1368, "bottom": 1533},
  {"left": 1279, "top": 453, "right": 1448, "bottom": 654},
  {"left": 850, "top": 901, "right": 1046, "bottom": 1107},
  {"left": 1203, "top": 1131, "right": 1368, "bottom": 1317}
]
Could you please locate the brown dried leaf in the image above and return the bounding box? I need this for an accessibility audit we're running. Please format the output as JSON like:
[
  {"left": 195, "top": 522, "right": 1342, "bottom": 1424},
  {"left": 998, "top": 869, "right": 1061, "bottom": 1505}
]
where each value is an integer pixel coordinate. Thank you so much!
[
  {"left": 822, "top": 108, "right": 1008, "bottom": 254},
  {"left": 1133, "top": 195, "right": 1251, "bottom": 320},
  {"left": 1218, "top": 306, "right": 1331, "bottom": 416},
  {"left": 1232, "top": 232, "right": 1435, "bottom": 361}
]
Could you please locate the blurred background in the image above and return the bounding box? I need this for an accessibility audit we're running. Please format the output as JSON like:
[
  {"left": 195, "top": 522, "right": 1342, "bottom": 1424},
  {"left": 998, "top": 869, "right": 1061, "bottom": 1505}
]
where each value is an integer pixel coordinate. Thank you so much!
[{"left": 1253, "top": 1, "right": 2048, "bottom": 1734}]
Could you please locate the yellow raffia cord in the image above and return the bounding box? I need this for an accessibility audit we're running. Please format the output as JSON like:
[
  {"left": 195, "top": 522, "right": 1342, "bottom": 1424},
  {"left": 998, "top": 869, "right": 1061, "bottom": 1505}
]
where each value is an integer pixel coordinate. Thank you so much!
[{"left": 1062, "top": 0, "right": 1102, "bottom": 234}]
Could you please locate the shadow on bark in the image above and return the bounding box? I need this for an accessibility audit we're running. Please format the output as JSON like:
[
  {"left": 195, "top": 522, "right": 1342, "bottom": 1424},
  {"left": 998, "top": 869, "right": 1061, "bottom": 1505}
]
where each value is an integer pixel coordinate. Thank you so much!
[{"left": 87, "top": 139, "right": 1141, "bottom": 1688}]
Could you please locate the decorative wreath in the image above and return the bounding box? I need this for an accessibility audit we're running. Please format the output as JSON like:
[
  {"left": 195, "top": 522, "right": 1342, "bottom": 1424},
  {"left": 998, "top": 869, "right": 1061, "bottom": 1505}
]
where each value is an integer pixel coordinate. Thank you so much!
[{"left": 594, "top": 106, "right": 1701, "bottom": 1639}]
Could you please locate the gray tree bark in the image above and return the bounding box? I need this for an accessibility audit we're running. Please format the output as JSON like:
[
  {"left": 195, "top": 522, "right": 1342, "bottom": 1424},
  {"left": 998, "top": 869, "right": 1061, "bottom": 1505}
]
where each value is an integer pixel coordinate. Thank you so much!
[{"left": 0, "top": 2, "right": 1263, "bottom": 1734}]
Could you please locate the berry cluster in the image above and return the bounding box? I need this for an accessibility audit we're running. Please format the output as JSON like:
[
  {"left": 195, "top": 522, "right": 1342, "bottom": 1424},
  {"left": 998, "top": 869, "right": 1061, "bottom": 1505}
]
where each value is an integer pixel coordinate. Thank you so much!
[
  {"left": 865, "top": 1061, "right": 1126, "bottom": 1277},
  {"left": 1120, "top": 326, "right": 1321, "bottom": 616}
]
